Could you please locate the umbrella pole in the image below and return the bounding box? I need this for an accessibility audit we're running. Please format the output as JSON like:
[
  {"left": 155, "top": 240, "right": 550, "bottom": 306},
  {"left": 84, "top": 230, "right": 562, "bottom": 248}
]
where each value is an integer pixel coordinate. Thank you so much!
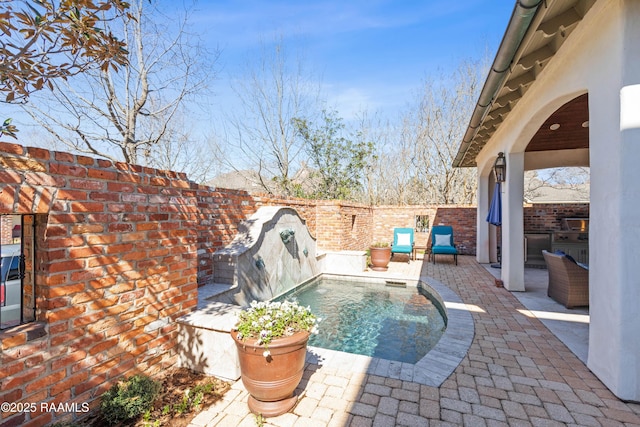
[{"left": 491, "top": 228, "right": 501, "bottom": 268}]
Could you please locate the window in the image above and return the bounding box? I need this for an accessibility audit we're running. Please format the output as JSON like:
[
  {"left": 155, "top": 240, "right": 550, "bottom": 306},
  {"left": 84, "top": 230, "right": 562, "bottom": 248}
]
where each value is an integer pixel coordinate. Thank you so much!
[
  {"left": 1, "top": 215, "right": 35, "bottom": 330},
  {"left": 415, "top": 215, "right": 430, "bottom": 233}
]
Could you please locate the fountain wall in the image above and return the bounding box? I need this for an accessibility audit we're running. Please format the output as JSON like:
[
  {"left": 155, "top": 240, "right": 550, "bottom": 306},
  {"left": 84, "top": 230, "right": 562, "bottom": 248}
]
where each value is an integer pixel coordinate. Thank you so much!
[{"left": 212, "top": 206, "right": 319, "bottom": 305}]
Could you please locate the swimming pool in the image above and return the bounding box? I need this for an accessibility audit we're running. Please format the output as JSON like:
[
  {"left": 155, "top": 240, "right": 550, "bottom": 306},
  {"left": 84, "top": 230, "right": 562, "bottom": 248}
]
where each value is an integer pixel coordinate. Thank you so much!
[{"left": 276, "top": 276, "right": 446, "bottom": 364}]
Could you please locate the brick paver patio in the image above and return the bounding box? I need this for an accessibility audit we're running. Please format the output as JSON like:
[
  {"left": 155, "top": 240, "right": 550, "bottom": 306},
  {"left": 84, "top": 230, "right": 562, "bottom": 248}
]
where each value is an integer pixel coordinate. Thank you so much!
[{"left": 189, "top": 256, "right": 640, "bottom": 426}]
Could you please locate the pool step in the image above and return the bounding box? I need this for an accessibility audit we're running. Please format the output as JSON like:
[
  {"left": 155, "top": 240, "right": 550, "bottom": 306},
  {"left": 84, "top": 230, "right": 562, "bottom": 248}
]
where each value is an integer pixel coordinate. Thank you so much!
[{"left": 385, "top": 280, "right": 407, "bottom": 288}]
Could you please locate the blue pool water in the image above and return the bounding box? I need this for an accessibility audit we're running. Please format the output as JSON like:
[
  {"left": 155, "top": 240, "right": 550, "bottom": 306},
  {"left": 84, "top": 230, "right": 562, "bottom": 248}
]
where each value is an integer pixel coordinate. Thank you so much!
[{"left": 277, "top": 277, "right": 446, "bottom": 364}]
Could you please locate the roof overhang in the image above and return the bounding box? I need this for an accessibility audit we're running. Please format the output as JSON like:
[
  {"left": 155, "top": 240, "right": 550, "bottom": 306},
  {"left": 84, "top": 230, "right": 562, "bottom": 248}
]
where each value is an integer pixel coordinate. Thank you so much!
[{"left": 453, "top": 0, "right": 596, "bottom": 168}]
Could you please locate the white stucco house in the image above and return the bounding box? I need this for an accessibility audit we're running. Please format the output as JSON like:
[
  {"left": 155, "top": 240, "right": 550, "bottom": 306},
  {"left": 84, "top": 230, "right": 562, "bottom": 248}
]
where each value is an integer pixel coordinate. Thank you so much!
[{"left": 454, "top": 0, "right": 639, "bottom": 401}]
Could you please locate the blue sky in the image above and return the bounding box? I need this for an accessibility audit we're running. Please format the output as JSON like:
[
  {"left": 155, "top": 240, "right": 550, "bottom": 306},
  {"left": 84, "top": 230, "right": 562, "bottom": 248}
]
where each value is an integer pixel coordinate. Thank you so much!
[
  {"left": 189, "top": 0, "right": 516, "bottom": 120},
  {"left": 3, "top": 1, "right": 517, "bottom": 168}
]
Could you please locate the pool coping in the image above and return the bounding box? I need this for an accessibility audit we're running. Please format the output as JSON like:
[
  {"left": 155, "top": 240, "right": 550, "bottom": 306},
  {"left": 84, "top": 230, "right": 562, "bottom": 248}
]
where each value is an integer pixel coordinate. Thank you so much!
[{"left": 303, "top": 273, "right": 474, "bottom": 387}]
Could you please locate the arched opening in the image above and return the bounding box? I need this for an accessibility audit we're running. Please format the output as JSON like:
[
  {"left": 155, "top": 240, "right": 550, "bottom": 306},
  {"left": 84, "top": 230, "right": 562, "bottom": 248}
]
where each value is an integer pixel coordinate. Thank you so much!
[{"left": 524, "top": 166, "right": 590, "bottom": 203}]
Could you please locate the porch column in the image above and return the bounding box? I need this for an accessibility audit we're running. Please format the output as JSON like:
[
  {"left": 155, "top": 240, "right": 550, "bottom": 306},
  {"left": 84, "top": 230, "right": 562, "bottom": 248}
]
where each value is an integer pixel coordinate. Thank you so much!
[
  {"left": 587, "top": 0, "right": 640, "bottom": 401},
  {"left": 476, "top": 171, "right": 491, "bottom": 263},
  {"left": 501, "top": 151, "right": 525, "bottom": 291}
]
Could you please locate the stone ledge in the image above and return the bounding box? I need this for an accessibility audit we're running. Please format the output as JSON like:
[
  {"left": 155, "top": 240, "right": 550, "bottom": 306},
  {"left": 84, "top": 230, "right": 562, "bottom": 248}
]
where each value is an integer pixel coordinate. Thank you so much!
[
  {"left": 0, "top": 322, "right": 47, "bottom": 350},
  {"left": 175, "top": 301, "right": 243, "bottom": 381},
  {"left": 318, "top": 250, "right": 367, "bottom": 275},
  {"left": 176, "top": 301, "right": 240, "bottom": 332}
]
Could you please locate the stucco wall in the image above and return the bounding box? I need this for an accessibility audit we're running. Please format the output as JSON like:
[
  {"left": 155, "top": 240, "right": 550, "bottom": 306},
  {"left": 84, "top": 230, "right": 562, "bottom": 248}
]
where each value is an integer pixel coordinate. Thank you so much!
[{"left": 473, "top": 0, "right": 640, "bottom": 401}]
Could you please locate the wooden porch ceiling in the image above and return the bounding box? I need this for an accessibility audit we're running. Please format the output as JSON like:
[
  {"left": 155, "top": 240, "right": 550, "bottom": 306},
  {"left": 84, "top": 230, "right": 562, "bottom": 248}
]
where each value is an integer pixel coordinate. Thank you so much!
[{"left": 526, "top": 93, "right": 589, "bottom": 152}]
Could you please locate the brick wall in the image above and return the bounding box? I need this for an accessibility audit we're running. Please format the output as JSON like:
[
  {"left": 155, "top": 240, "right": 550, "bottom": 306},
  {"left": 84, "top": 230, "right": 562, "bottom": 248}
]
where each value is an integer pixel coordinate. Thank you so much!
[
  {"left": 1, "top": 215, "right": 12, "bottom": 244},
  {"left": 0, "top": 142, "right": 199, "bottom": 426},
  {"left": 193, "top": 187, "right": 256, "bottom": 285},
  {"left": 524, "top": 203, "right": 590, "bottom": 232},
  {"left": 312, "top": 201, "right": 372, "bottom": 252},
  {"left": 373, "top": 205, "right": 477, "bottom": 255},
  {"left": 431, "top": 206, "right": 477, "bottom": 255}
]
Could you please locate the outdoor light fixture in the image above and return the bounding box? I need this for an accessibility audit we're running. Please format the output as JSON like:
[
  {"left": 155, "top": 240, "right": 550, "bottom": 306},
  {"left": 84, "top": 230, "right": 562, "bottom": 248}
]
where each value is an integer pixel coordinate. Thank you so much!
[{"left": 493, "top": 152, "right": 506, "bottom": 183}]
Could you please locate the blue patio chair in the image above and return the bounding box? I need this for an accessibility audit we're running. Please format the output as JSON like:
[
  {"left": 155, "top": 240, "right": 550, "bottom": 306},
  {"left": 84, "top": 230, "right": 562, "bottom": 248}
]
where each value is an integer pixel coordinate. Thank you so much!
[
  {"left": 391, "top": 227, "right": 414, "bottom": 263},
  {"left": 430, "top": 225, "right": 458, "bottom": 265}
]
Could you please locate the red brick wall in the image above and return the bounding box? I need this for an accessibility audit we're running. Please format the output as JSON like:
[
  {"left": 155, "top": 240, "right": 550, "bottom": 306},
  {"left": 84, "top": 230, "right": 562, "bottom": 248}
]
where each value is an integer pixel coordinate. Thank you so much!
[
  {"left": 192, "top": 187, "right": 256, "bottom": 285},
  {"left": 0, "top": 142, "right": 199, "bottom": 426},
  {"left": 524, "top": 203, "right": 590, "bottom": 232},
  {"left": 313, "top": 201, "right": 372, "bottom": 252},
  {"left": 1, "top": 215, "right": 12, "bottom": 244},
  {"left": 431, "top": 206, "right": 477, "bottom": 255},
  {"left": 373, "top": 205, "right": 477, "bottom": 255}
]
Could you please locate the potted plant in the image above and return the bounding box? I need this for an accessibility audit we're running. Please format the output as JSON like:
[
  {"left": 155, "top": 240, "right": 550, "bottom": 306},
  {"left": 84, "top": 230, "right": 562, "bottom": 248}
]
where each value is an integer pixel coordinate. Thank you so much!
[
  {"left": 231, "top": 300, "right": 319, "bottom": 417},
  {"left": 369, "top": 241, "right": 391, "bottom": 271}
]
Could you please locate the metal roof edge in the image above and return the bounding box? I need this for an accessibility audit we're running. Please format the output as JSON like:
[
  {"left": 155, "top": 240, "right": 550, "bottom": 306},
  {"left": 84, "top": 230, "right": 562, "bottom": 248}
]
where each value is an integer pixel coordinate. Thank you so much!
[{"left": 453, "top": 0, "right": 544, "bottom": 168}]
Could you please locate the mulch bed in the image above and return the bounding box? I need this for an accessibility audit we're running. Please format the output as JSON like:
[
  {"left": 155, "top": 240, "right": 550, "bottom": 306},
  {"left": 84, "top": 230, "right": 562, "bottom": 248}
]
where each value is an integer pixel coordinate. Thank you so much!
[
  {"left": 82, "top": 367, "right": 232, "bottom": 427},
  {"left": 139, "top": 367, "right": 232, "bottom": 427}
]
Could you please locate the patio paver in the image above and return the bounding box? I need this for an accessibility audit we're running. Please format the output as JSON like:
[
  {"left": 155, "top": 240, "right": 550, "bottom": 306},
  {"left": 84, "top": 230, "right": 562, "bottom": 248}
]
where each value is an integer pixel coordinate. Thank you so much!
[{"left": 189, "top": 256, "right": 640, "bottom": 427}]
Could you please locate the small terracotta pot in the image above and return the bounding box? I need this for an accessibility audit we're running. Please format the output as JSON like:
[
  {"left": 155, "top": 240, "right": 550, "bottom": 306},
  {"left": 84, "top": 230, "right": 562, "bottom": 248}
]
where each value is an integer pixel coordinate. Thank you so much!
[
  {"left": 370, "top": 246, "right": 391, "bottom": 271},
  {"left": 231, "top": 330, "right": 309, "bottom": 417}
]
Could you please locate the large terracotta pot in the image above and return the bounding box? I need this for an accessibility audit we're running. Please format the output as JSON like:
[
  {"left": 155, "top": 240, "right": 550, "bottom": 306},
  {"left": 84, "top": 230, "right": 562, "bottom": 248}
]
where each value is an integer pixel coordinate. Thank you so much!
[
  {"left": 231, "top": 329, "right": 309, "bottom": 417},
  {"left": 370, "top": 246, "right": 391, "bottom": 271}
]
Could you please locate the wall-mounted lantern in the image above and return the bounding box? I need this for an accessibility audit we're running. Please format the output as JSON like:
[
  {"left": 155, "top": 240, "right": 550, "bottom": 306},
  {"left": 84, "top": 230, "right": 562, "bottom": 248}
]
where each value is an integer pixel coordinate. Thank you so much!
[{"left": 493, "top": 152, "right": 506, "bottom": 183}]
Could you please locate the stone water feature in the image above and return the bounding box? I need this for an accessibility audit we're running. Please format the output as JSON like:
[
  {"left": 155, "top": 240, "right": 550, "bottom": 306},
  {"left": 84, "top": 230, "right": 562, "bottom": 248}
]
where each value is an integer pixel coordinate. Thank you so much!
[
  {"left": 211, "top": 206, "right": 320, "bottom": 306},
  {"left": 176, "top": 206, "right": 322, "bottom": 380}
]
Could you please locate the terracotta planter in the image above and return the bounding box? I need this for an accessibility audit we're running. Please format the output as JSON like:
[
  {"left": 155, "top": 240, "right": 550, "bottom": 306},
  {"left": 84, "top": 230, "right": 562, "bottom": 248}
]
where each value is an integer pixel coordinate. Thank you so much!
[
  {"left": 231, "top": 330, "right": 309, "bottom": 417},
  {"left": 370, "top": 246, "right": 391, "bottom": 271}
]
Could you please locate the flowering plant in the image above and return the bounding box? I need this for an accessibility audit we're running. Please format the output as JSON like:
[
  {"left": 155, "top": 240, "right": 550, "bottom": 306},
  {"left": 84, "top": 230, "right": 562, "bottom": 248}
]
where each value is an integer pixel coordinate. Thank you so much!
[{"left": 233, "top": 300, "right": 319, "bottom": 358}]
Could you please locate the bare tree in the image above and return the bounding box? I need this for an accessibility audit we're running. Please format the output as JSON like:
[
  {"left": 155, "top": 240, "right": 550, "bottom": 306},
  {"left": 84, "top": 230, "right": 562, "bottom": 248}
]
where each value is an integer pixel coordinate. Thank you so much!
[
  {"left": 361, "top": 59, "right": 484, "bottom": 205},
  {"left": 407, "top": 59, "right": 483, "bottom": 204},
  {"left": 357, "top": 113, "right": 410, "bottom": 205},
  {"left": 20, "top": 0, "right": 218, "bottom": 171},
  {"left": 374, "top": 115, "right": 429, "bottom": 205},
  {"left": 143, "top": 111, "right": 222, "bottom": 184},
  {"left": 524, "top": 167, "right": 590, "bottom": 202},
  {"left": 221, "top": 38, "right": 322, "bottom": 196}
]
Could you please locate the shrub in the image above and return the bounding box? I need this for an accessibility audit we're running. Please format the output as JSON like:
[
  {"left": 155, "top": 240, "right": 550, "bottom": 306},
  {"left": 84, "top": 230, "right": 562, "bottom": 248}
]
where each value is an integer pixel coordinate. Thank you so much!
[
  {"left": 101, "top": 374, "right": 161, "bottom": 424},
  {"left": 370, "top": 241, "right": 390, "bottom": 248}
]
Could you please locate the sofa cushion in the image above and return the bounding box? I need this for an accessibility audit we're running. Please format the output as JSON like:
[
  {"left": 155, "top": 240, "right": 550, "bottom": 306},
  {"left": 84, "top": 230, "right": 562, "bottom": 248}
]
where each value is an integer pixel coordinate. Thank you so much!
[{"left": 554, "top": 250, "right": 577, "bottom": 264}]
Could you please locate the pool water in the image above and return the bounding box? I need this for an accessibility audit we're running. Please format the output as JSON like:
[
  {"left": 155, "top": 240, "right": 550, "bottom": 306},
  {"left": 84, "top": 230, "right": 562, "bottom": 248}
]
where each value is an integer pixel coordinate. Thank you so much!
[{"left": 277, "top": 277, "right": 446, "bottom": 364}]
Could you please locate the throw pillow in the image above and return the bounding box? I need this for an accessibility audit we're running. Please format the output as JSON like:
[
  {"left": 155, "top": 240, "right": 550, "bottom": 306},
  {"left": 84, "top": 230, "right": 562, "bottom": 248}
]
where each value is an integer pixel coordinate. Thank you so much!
[
  {"left": 396, "top": 233, "right": 411, "bottom": 246},
  {"left": 434, "top": 234, "right": 451, "bottom": 247}
]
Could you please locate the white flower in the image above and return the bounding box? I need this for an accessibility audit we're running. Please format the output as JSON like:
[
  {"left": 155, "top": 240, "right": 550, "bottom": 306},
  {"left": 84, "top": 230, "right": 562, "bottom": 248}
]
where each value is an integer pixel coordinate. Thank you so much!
[
  {"left": 263, "top": 350, "right": 271, "bottom": 358},
  {"left": 235, "top": 299, "right": 318, "bottom": 347}
]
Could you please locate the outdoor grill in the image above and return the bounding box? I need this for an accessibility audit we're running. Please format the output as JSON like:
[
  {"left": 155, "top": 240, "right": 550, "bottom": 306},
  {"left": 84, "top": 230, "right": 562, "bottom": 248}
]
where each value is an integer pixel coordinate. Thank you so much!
[
  {"left": 551, "top": 218, "right": 589, "bottom": 264},
  {"left": 555, "top": 218, "right": 589, "bottom": 243}
]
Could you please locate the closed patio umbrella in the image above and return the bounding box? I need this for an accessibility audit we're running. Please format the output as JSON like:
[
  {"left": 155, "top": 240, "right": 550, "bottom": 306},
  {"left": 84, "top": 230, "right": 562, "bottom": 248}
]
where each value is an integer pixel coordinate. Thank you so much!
[
  {"left": 486, "top": 182, "right": 502, "bottom": 269},
  {"left": 486, "top": 182, "right": 502, "bottom": 226}
]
